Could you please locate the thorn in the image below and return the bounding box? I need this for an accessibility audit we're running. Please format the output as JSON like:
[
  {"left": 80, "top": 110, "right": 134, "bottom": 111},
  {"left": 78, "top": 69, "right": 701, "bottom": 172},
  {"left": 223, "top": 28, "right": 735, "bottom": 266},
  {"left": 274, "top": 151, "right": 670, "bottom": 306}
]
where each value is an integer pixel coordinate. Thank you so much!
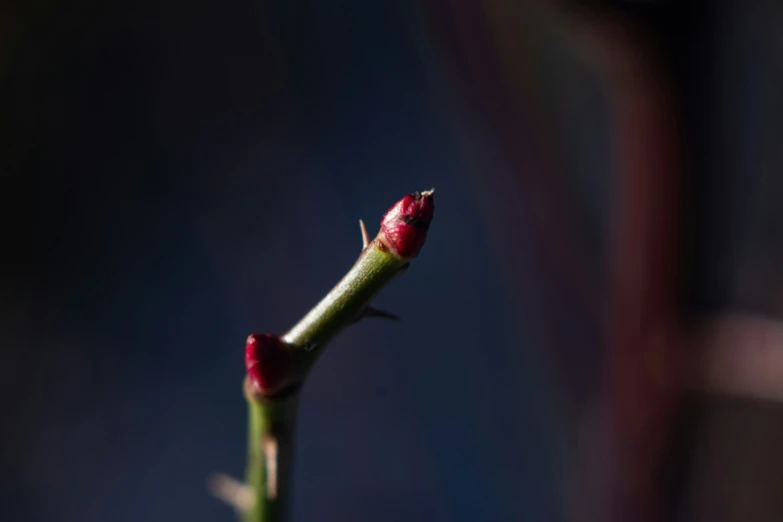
[
  {"left": 394, "top": 262, "right": 410, "bottom": 279},
  {"left": 354, "top": 306, "right": 400, "bottom": 323},
  {"left": 264, "top": 435, "right": 279, "bottom": 500},
  {"left": 359, "top": 219, "right": 370, "bottom": 249},
  {"left": 365, "top": 307, "right": 400, "bottom": 321},
  {"left": 208, "top": 473, "right": 255, "bottom": 513}
]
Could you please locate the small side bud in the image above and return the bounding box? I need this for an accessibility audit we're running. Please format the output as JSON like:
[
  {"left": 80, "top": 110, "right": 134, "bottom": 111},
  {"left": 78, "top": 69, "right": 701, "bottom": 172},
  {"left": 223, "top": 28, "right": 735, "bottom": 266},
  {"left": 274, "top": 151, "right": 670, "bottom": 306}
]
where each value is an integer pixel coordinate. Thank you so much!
[
  {"left": 379, "top": 189, "right": 435, "bottom": 259},
  {"left": 245, "top": 334, "right": 292, "bottom": 396}
]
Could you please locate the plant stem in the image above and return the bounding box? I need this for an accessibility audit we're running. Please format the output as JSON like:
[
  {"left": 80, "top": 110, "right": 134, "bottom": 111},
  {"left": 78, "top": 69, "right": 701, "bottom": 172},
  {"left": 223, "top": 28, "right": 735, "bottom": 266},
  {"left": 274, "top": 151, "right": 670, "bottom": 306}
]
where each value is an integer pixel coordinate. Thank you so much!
[
  {"left": 283, "top": 239, "right": 407, "bottom": 380},
  {"left": 243, "top": 241, "right": 405, "bottom": 522},
  {"left": 242, "top": 190, "right": 434, "bottom": 522},
  {"left": 244, "top": 385, "right": 299, "bottom": 522}
]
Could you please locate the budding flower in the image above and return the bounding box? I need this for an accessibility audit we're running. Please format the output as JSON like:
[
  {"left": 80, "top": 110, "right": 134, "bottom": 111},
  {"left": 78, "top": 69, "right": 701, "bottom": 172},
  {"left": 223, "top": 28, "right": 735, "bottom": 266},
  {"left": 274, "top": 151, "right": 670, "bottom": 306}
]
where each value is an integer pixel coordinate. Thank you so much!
[
  {"left": 379, "top": 189, "right": 435, "bottom": 259},
  {"left": 245, "top": 333, "right": 292, "bottom": 396}
]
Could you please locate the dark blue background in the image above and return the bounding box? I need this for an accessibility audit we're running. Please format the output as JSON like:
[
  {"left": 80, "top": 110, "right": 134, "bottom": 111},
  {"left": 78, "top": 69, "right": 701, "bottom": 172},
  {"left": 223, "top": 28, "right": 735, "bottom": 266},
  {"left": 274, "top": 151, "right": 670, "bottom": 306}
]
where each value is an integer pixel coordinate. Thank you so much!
[
  {"left": 4, "top": 1, "right": 783, "bottom": 521},
  {"left": 1, "top": 2, "right": 564, "bottom": 521}
]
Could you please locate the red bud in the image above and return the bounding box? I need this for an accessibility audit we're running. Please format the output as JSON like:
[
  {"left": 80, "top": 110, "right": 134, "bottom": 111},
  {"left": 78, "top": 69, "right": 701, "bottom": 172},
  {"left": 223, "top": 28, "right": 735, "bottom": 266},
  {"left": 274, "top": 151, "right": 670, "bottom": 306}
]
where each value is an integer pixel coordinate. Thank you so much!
[
  {"left": 379, "top": 190, "right": 435, "bottom": 259},
  {"left": 245, "top": 333, "right": 292, "bottom": 395}
]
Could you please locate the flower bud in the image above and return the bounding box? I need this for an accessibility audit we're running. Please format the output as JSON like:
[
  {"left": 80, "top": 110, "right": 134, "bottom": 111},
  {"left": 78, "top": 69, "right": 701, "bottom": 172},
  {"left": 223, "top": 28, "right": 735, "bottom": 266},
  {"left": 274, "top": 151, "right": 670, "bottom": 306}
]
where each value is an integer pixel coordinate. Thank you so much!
[
  {"left": 245, "top": 333, "right": 292, "bottom": 396},
  {"left": 379, "top": 190, "right": 435, "bottom": 259}
]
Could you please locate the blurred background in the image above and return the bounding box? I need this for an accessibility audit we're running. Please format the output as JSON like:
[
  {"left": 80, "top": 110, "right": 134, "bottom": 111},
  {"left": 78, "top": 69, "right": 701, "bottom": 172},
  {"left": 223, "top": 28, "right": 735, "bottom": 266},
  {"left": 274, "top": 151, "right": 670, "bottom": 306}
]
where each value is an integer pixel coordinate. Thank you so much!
[{"left": 3, "top": 1, "right": 783, "bottom": 521}]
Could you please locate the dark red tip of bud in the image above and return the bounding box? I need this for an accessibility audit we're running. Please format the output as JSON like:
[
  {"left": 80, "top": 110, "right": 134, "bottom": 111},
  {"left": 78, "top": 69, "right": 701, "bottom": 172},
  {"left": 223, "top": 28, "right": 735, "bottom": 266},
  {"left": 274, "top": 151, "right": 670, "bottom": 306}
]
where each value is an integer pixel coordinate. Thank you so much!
[
  {"left": 245, "top": 333, "right": 292, "bottom": 396},
  {"left": 379, "top": 189, "right": 435, "bottom": 259}
]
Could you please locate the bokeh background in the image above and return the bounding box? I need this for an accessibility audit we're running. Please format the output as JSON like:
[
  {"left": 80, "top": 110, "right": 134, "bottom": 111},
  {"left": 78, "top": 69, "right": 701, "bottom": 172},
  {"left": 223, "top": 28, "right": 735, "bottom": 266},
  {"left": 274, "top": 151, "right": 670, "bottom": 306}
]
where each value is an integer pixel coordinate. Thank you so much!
[{"left": 3, "top": 1, "right": 783, "bottom": 521}]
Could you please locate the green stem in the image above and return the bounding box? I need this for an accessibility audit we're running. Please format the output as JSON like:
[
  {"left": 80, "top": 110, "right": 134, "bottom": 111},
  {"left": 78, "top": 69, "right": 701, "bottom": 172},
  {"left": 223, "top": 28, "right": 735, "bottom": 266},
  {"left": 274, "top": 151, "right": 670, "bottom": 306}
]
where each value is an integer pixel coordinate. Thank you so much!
[
  {"left": 244, "top": 391, "right": 299, "bottom": 522},
  {"left": 283, "top": 239, "right": 407, "bottom": 380},
  {"left": 244, "top": 239, "right": 407, "bottom": 522}
]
